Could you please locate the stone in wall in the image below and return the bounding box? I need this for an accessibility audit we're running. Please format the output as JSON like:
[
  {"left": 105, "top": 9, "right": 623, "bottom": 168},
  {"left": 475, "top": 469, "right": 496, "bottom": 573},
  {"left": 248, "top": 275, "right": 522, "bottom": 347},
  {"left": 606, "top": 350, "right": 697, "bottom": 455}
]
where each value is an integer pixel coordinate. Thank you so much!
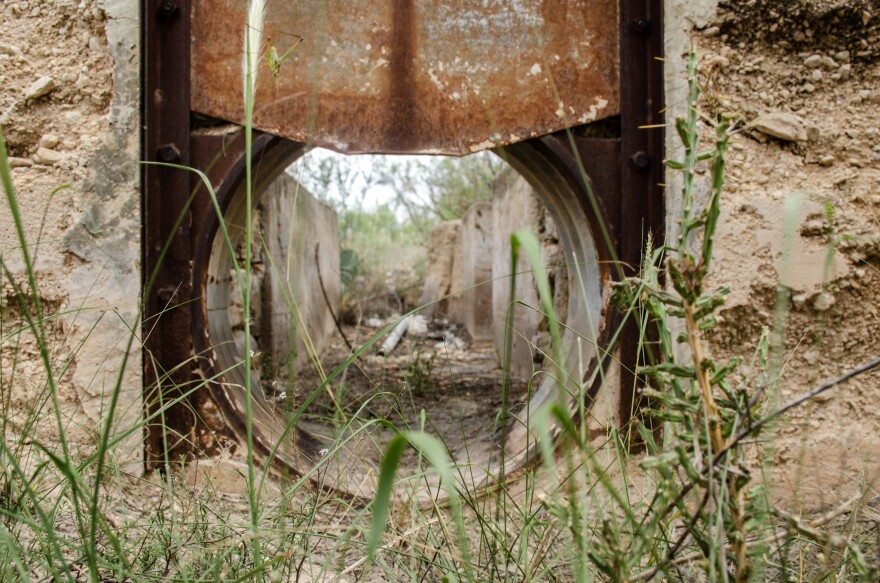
[
  {"left": 257, "top": 174, "right": 340, "bottom": 378},
  {"left": 449, "top": 201, "right": 494, "bottom": 341}
]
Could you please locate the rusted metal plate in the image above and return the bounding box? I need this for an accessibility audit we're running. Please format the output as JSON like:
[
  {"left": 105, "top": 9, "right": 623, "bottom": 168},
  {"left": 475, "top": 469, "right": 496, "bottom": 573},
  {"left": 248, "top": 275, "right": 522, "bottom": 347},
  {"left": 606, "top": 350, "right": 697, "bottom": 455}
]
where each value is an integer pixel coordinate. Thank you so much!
[{"left": 191, "top": 0, "right": 619, "bottom": 155}]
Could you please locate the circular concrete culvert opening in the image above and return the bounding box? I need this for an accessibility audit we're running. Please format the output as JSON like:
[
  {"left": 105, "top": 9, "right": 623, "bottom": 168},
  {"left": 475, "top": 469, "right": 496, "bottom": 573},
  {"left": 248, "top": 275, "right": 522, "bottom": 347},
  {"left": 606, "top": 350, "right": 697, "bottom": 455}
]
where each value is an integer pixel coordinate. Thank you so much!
[{"left": 199, "top": 136, "right": 611, "bottom": 501}]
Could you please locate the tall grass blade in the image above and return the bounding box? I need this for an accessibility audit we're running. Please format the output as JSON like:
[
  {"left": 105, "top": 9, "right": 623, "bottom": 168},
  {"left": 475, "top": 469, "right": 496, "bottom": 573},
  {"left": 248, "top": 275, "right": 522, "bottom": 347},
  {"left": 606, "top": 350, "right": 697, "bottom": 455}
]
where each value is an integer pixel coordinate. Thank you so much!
[{"left": 367, "top": 431, "right": 472, "bottom": 580}]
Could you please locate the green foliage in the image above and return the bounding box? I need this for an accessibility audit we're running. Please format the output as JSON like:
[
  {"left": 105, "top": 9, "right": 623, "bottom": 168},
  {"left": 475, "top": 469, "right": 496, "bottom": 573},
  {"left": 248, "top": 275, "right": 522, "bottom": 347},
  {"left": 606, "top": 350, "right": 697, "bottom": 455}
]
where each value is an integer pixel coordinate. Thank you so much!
[
  {"left": 609, "top": 50, "right": 765, "bottom": 582},
  {"left": 296, "top": 150, "right": 508, "bottom": 238},
  {"left": 372, "top": 152, "right": 509, "bottom": 224},
  {"left": 339, "top": 247, "right": 360, "bottom": 289},
  {"left": 292, "top": 148, "right": 508, "bottom": 316},
  {"left": 403, "top": 348, "right": 436, "bottom": 396},
  {"left": 366, "top": 430, "right": 471, "bottom": 580},
  {"left": 338, "top": 203, "right": 422, "bottom": 255},
  {"left": 337, "top": 203, "right": 427, "bottom": 315}
]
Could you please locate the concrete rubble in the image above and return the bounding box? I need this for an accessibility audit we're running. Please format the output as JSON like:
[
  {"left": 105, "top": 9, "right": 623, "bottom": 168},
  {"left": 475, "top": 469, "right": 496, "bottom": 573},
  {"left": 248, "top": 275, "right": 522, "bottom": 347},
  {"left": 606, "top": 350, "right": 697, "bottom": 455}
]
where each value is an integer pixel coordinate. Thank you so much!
[{"left": 420, "top": 172, "right": 569, "bottom": 380}]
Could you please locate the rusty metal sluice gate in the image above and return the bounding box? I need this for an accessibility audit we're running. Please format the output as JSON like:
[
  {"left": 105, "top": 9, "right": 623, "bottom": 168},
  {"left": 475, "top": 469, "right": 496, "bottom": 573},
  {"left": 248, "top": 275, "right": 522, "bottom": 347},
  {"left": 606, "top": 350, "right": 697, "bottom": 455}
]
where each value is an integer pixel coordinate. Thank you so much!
[{"left": 143, "top": 0, "right": 664, "bottom": 497}]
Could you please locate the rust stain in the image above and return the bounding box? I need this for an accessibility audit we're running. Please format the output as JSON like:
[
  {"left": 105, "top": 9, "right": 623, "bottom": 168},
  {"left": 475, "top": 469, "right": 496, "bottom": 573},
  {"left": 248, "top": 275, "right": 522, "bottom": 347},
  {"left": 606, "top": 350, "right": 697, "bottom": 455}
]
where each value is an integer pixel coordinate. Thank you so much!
[
  {"left": 191, "top": 0, "right": 620, "bottom": 155},
  {"left": 386, "top": 0, "right": 418, "bottom": 151}
]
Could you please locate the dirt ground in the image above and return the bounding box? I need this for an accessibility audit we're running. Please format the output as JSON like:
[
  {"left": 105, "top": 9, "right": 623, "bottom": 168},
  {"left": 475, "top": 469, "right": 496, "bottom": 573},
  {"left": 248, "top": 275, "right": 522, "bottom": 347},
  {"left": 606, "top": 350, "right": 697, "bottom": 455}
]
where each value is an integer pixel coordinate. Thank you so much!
[
  {"left": 265, "top": 321, "right": 531, "bottom": 470},
  {"left": 694, "top": 0, "right": 880, "bottom": 510}
]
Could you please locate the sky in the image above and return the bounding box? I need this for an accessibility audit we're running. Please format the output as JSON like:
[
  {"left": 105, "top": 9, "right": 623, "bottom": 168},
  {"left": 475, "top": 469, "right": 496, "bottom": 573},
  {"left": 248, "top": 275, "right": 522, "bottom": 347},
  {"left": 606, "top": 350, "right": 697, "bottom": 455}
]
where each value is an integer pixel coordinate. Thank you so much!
[
  {"left": 285, "top": 149, "right": 434, "bottom": 218},
  {"left": 285, "top": 148, "right": 499, "bottom": 220}
]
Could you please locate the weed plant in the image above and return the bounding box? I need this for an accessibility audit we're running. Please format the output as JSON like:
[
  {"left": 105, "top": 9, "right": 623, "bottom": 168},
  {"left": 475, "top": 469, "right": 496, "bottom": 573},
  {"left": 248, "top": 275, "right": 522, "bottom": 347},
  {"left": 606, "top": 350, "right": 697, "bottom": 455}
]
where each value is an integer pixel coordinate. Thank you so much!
[
  {"left": 2, "top": 3, "right": 880, "bottom": 580},
  {"left": 343, "top": 50, "right": 880, "bottom": 582}
]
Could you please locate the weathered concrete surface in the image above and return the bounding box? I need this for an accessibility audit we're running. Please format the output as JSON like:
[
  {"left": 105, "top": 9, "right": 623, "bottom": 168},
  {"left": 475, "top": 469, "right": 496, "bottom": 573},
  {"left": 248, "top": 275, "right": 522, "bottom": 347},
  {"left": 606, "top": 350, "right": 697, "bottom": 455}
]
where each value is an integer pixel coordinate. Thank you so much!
[
  {"left": 0, "top": 0, "right": 142, "bottom": 473},
  {"left": 450, "top": 202, "right": 494, "bottom": 341},
  {"left": 418, "top": 219, "right": 461, "bottom": 317},
  {"left": 446, "top": 226, "right": 466, "bottom": 324},
  {"left": 258, "top": 175, "right": 341, "bottom": 377},
  {"left": 663, "top": 0, "right": 720, "bottom": 247},
  {"left": 491, "top": 176, "right": 542, "bottom": 379},
  {"left": 661, "top": 0, "right": 721, "bottom": 410},
  {"left": 491, "top": 175, "right": 568, "bottom": 380},
  {"left": 61, "top": 0, "right": 142, "bottom": 474}
]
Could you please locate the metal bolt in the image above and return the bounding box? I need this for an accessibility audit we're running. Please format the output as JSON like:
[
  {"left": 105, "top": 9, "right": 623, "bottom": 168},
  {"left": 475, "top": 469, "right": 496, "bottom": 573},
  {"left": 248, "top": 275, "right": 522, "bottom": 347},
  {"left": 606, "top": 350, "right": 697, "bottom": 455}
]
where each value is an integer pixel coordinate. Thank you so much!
[
  {"left": 157, "top": 143, "right": 181, "bottom": 163},
  {"left": 157, "top": 287, "right": 176, "bottom": 305},
  {"left": 632, "top": 19, "right": 651, "bottom": 36},
  {"left": 630, "top": 151, "right": 650, "bottom": 169},
  {"left": 158, "top": 0, "right": 178, "bottom": 18}
]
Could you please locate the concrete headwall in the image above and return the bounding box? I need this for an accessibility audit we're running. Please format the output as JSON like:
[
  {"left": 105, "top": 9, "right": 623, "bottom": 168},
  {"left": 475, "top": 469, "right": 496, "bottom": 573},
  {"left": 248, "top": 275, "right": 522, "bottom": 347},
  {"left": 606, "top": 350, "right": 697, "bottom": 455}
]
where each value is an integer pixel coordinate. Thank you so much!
[
  {"left": 424, "top": 174, "right": 569, "bottom": 380},
  {"left": 3, "top": 0, "right": 877, "bottom": 510},
  {"left": 0, "top": 0, "right": 141, "bottom": 472},
  {"left": 449, "top": 201, "right": 494, "bottom": 341},
  {"left": 257, "top": 175, "right": 340, "bottom": 378}
]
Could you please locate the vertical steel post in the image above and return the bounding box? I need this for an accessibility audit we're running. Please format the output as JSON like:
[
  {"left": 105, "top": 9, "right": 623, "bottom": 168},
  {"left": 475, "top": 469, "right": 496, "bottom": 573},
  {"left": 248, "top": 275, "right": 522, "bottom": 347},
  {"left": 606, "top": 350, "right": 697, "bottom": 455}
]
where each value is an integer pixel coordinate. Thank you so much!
[
  {"left": 618, "top": 0, "right": 665, "bottom": 425},
  {"left": 142, "top": 0, "right": 194, "bottom": 468}
]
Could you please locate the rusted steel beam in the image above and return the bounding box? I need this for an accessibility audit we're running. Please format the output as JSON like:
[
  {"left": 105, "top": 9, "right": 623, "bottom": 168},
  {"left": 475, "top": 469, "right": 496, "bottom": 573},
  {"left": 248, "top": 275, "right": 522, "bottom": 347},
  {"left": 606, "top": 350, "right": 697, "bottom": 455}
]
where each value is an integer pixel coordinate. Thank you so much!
[
  {"left": 143, "top": 0, "right": 223, "bottom": 467},
  {"left": 548, "top": 132, "right": 622, "bottom": 253},
  {"left": 190, "top": 0, "right": 620, "bottom": 155},
  {"left": 618, "top": 0, "right": 665, "bottom": 427}
]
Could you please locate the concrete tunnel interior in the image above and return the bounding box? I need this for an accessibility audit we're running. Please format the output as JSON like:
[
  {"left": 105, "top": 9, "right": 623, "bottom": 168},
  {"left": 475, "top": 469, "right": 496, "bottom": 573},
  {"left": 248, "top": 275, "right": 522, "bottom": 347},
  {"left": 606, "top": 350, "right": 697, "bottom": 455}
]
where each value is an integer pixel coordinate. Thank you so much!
[{"left": 203, "top": 142, "right": 611, "bottom": 498}]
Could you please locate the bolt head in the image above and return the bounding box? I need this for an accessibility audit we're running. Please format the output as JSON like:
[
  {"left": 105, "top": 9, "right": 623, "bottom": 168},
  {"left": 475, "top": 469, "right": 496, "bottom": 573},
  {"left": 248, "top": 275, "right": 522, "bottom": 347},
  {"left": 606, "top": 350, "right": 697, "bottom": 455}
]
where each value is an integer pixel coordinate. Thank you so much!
[
  {"left": 157, "top": 144, "right": 181, "bottom": 163},
  {"left": 630, "top": 151, "right": 650, "bottom": 169},
  {"left": 632, "top": 19, "right": 651, "bottom": 36},
  {"left": 157, "top": 287, "right": 176, "bottom": 304},
  {"left": 158, "top": 0, "right": 178, "bottom": 18}
]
